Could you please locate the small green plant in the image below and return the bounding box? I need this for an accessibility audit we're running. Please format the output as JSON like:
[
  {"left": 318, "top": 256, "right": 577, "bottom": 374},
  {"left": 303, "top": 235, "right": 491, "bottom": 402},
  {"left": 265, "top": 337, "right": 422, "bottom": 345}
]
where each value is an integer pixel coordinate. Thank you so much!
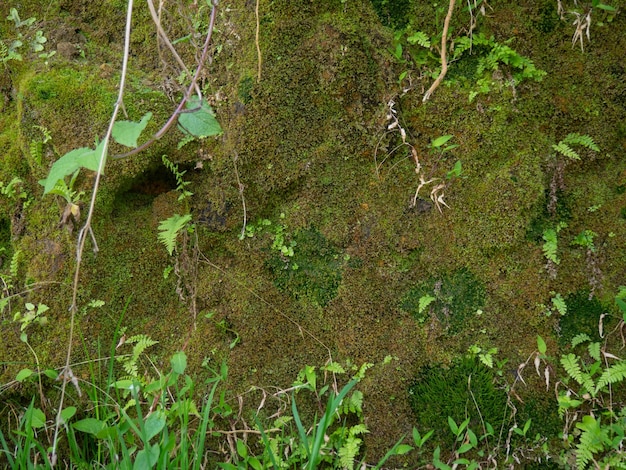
[
  {"left": 572, "top": 229, "right": 597, "bottom": 252},
  {"left": 13, "top": 302, "right": 49, "bottom": 331},
  {"left": 553, "top": 300, "right": 626, "bottom": 468},
  {"left": 542, "top": 222, "right": 567, "bottom": 266},
  {"left": 1, "top": 8, "right": 55, "bottom": 64},
  {"left": 552, "top": 133, "right": 599, "bottom": 161},
  {"left": 162, "top": 154, "right": 193, "bottom": 202}
]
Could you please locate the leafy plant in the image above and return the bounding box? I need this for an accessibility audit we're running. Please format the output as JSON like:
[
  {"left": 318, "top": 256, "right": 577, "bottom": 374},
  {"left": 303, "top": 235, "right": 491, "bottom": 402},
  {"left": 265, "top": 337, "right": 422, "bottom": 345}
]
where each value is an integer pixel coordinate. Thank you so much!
[
  {"left": 158, "top": 213, "right": 192, "bottom": 256},
  {"left": 542, "top": 222, "right": 567, "bottom": 265},
  {"left": 552, "top": 133, "right": 599, "bottom": 161}
]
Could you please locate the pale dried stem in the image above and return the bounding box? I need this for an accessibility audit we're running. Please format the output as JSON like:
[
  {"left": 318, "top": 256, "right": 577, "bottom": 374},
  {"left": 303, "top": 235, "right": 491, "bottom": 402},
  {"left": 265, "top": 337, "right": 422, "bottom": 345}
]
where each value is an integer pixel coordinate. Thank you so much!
[{"left": 423, "top": 0, "right": 456, "bottom": 102}]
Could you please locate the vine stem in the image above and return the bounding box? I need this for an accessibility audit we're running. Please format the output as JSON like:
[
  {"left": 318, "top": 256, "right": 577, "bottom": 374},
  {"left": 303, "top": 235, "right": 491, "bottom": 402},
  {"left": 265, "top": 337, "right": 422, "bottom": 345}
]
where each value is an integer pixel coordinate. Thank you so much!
[
  {"left": 256, "top": 0, "right": 262, "bottom": 82},
  {"left": 50, "top": 0, "right": 135, "bottom": 464},
  {"left": 423, "top": 0, "right": 456, "bottom": 102}
]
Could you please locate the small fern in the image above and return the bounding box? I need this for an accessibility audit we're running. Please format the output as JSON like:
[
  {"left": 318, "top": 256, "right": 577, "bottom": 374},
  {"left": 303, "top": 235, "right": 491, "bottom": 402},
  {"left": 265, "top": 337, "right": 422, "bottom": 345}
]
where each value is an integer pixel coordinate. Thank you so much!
[
  {"left": 571, "top": 333, "right": 591, "bottom": 348},
  {"left": 9, "top": 249, "right": 21, "bottom": 278},
  {"left": 561, "top": 353, "right": 595, "bottom": 396},
  {"left": 595, "top": 361, "right": 626, "bottom": 393},
  {"left": 118, "top": 334, "right": 158, "bottom": 378},
  {"left": 562, "top": 133, "right": 599, "bottom": 152},
  {"left": 158, "top": 213, "right": 192, "bottom": 255},
  {"left": 406, "top": 30, "right": 430, "bottom": 48},
  {"left": 162, "top": 154, "right": 193, "bottom": 201},
  {"left": 553, "top": 133, "right": 599, "bottom": 160},
  {"left": 575, "top": 415, "right": 609, "bottom": 470}
]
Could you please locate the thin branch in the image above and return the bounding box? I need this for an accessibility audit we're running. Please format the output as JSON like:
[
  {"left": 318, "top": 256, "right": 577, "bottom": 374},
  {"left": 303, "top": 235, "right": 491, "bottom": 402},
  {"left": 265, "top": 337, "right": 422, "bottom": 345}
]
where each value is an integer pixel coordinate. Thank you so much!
[
  {"left": 423, "top": 0, "right": 456, "bottom": 102},
  {"left": 113, "top": 2, "right": 218, "bottom": 160},
  {"left": 51, "top": 0, "right": 135, "bottom": 465},
  {"left": 256, "top": 0, "right": 262, "bottom": 82},
  {"left": 147, "top": 0, "right": 201, "bottom": 97}
]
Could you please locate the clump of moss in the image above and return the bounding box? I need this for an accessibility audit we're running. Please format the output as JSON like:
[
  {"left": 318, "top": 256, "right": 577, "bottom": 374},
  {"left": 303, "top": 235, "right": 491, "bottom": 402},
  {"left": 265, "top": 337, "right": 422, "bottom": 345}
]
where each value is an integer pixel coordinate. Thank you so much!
[
  {"left": 558, "top": 290, "right": 605, "bottom": 347},
  {"left": 400, "top": 268, "right": 485, "bottom": 334},
  {"left": 369, "top": 0, "right": 410, "bottom": 29},
  {"left": 408, "top": 356, "right": 508, "bottom": 446},
  {"left": 267, "top": 227, "right": 344, "bottom": 307}
]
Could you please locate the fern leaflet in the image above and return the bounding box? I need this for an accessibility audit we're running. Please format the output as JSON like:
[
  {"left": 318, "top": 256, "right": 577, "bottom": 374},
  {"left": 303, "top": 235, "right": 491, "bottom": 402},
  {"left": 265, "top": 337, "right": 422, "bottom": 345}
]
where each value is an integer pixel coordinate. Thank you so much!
[
  {"left": 575, "top": 415, "right": 609, "bottom": 470},
  {"left": 158, "top": 214, "right": 192, "bottom": 255},
  {"left": 561, "top": 354, "right": 595, "bottom": 395},
  {"left": 595, "top": 361, "right": 626, "bottom": 393},
  {"left": 562, "top": 133, "right": 599, "bottom": 152},
  {"left": 552, "top": 142, "right": 580, "bottom": 160},
  {"left": 571, "top": 333, "right": 591, "bottom": 348}
]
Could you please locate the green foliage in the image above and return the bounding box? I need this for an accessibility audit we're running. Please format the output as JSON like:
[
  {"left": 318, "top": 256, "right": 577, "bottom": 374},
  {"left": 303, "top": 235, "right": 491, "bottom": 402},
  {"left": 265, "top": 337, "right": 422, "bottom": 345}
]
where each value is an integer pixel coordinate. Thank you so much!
[
  {"left": 112, "top": 112, "right": 152, "bottom": 148},
  {"left": 12, "top": 302, "right": 49, "bottom": 331},
  {"left": 572, "top": 229, "right": 597, "bottom": 252},
  {"left": 1, "top": 8, "right": 55, "bottom": 64},
  {"left": 251, "top": 223, "right": 346, "bottom": 307},
  {"left": 116, "top": 334, "right": 159, "bottom": 378},
  {"left": 162, "top": 155, "right": 193, "bottom": 201},
  {"left": 542, "top": 222, "right": 567, "bottom": 264},
  {"left": 558, "top": 291, "right": 605, "bottom": 345},
  {"left": 39, "top": 140, "right": 106, "bottom": 194},
  {"left": 552, "top": 133, "right": 599, "bottom": 161},
  {"left": 158, "top": 214, "right": 192, "bottom": 256},
  {"left": 400, "top": 268, "right": 485, "bottom": 333},
  {"left": 408, "top": 356, "right": 508, "bottom": 446},
  {"left": 177, "top": 95, "right": 223, "bottom": 138}
]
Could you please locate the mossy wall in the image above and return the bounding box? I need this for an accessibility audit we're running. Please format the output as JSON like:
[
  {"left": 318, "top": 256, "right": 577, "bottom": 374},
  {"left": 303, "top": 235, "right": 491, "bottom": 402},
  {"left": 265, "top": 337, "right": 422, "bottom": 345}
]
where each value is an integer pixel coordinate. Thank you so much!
[{"left": 1, "top": 0, "right": 626, "bottom": 464}]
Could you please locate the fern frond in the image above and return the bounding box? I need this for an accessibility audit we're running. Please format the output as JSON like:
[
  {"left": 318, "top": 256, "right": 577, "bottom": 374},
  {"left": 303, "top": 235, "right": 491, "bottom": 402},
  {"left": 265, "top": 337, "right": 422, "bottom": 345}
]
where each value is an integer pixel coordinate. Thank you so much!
[
  {"left": 562, "top": 133, "right": 599, "bottom": 152},
  {"left": 595, "top": 361, "right": 626, "bottom": 393},
  {"left": 561, "top": 353, "right": 595, "bottom": 394},
  {"left": 158, "top": 214, "right": 192, "bottom": 255},
  {"left": 407, "top": 31, "right": 431, "bottom": 48},
  {"left": 552, "top": 142, "right": 580, "bottom": 160},
  {"left": 571, "top": 333, "right": 591, "bottom": 348},
  {"left": 338, "top": 435, "right": 362, "bottom": 470},
  {"left": 575, "top": 415, "right": 609, "bottom": 470},
  {"left": 10, "top": 250, "right": 21, "bottom": 278},
  {"left": 587, "top": 342, "right": 600, "bottom": 362},
  {"left": 542, "top": 229, "right": 559, "bottom": 263}
]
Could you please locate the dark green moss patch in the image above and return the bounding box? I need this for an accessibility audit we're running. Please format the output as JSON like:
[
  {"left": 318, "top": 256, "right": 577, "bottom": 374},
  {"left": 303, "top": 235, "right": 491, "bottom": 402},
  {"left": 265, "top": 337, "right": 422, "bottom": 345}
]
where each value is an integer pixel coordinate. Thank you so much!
[
  {"left": 400, "top": 268, "right": 486, "bottom": 334},
  {"left": 267, "top": 227, "right": 344, "bottom": 307},
  {"left": 558, "top": 291, "right": 605, "bottom": 347},
  {"left": 408, "top": 356, "right": 508, "bottom": 446}
]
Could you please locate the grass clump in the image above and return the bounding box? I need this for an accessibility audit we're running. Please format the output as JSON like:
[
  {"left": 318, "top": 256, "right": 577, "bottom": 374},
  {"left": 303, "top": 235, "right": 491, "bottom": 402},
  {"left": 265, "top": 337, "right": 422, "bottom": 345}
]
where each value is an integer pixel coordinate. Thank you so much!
[{"left": 408, "top": 356, "right": 508, "bottom": 447}]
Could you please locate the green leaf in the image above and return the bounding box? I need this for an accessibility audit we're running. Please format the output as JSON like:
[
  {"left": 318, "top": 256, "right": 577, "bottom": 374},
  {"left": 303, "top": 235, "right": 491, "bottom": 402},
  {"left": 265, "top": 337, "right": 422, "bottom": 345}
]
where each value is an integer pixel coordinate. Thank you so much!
[
  {"left": 144, "top": 412, "right": 166, "bottom": 441},
  {"left": 178, "top": 95, "right": 222, "bottom": 138},
  {"left": 394, "top": 444, "right": 414, "bottom": 455},
  {"left": 418, "top": 295, "right": 436, "bottom": 314},
  {"left": 170, "top": 351, "right": 187, "bottom": 375},
  {"left": 431, "top": 135, "right": 454, "bottom": 148},
  {"left": 40, "top": 140, "right": 106, "bottom": 194},
  {"left": 133, "top": 443, "right": 159, "bottom": 470},
  {"left": 43, "top": 369, "right": 59, "bottom": 380},
  {"left": 73, "top": 418, "right": 106, "bottom": 436},
  {"left": 447, "top": 416, "right": 459, "bottom": 435},
  {"left": 537, "top": 335, "right": 547, "bottom": 355},
  {"left": 61, "top": 406, "right": 77, "bottom": 423},
  {"left": 112, "top": 112, "right": 152, "bottom": 148},
  {"left": 16, "top": 368, "right": 33, "bottom": 382},
  {"left": 26, "top": 407, "right": 46, "bottom": 429},
  {"left": 236, "top": 439, "right": 247, "bottom": 458}
]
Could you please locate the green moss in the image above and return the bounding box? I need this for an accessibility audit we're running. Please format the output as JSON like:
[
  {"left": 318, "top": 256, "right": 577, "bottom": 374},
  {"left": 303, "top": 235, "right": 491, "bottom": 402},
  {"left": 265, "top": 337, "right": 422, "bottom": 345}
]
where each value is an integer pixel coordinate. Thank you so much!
[
  {"left": 267, "top": 227, "right": 344, "bottom": 307},
  {"left": 558, "top": 291, "right": 606, "bottom": 347},
  {"left": 408, "top": 356, "right": 508, "bottom": 446},
  {"left": 400, "top": 268, "right": 485, "bottom": 334},
  {"left": 369, "top": 0, "right": 410, "bottom": 29}
]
